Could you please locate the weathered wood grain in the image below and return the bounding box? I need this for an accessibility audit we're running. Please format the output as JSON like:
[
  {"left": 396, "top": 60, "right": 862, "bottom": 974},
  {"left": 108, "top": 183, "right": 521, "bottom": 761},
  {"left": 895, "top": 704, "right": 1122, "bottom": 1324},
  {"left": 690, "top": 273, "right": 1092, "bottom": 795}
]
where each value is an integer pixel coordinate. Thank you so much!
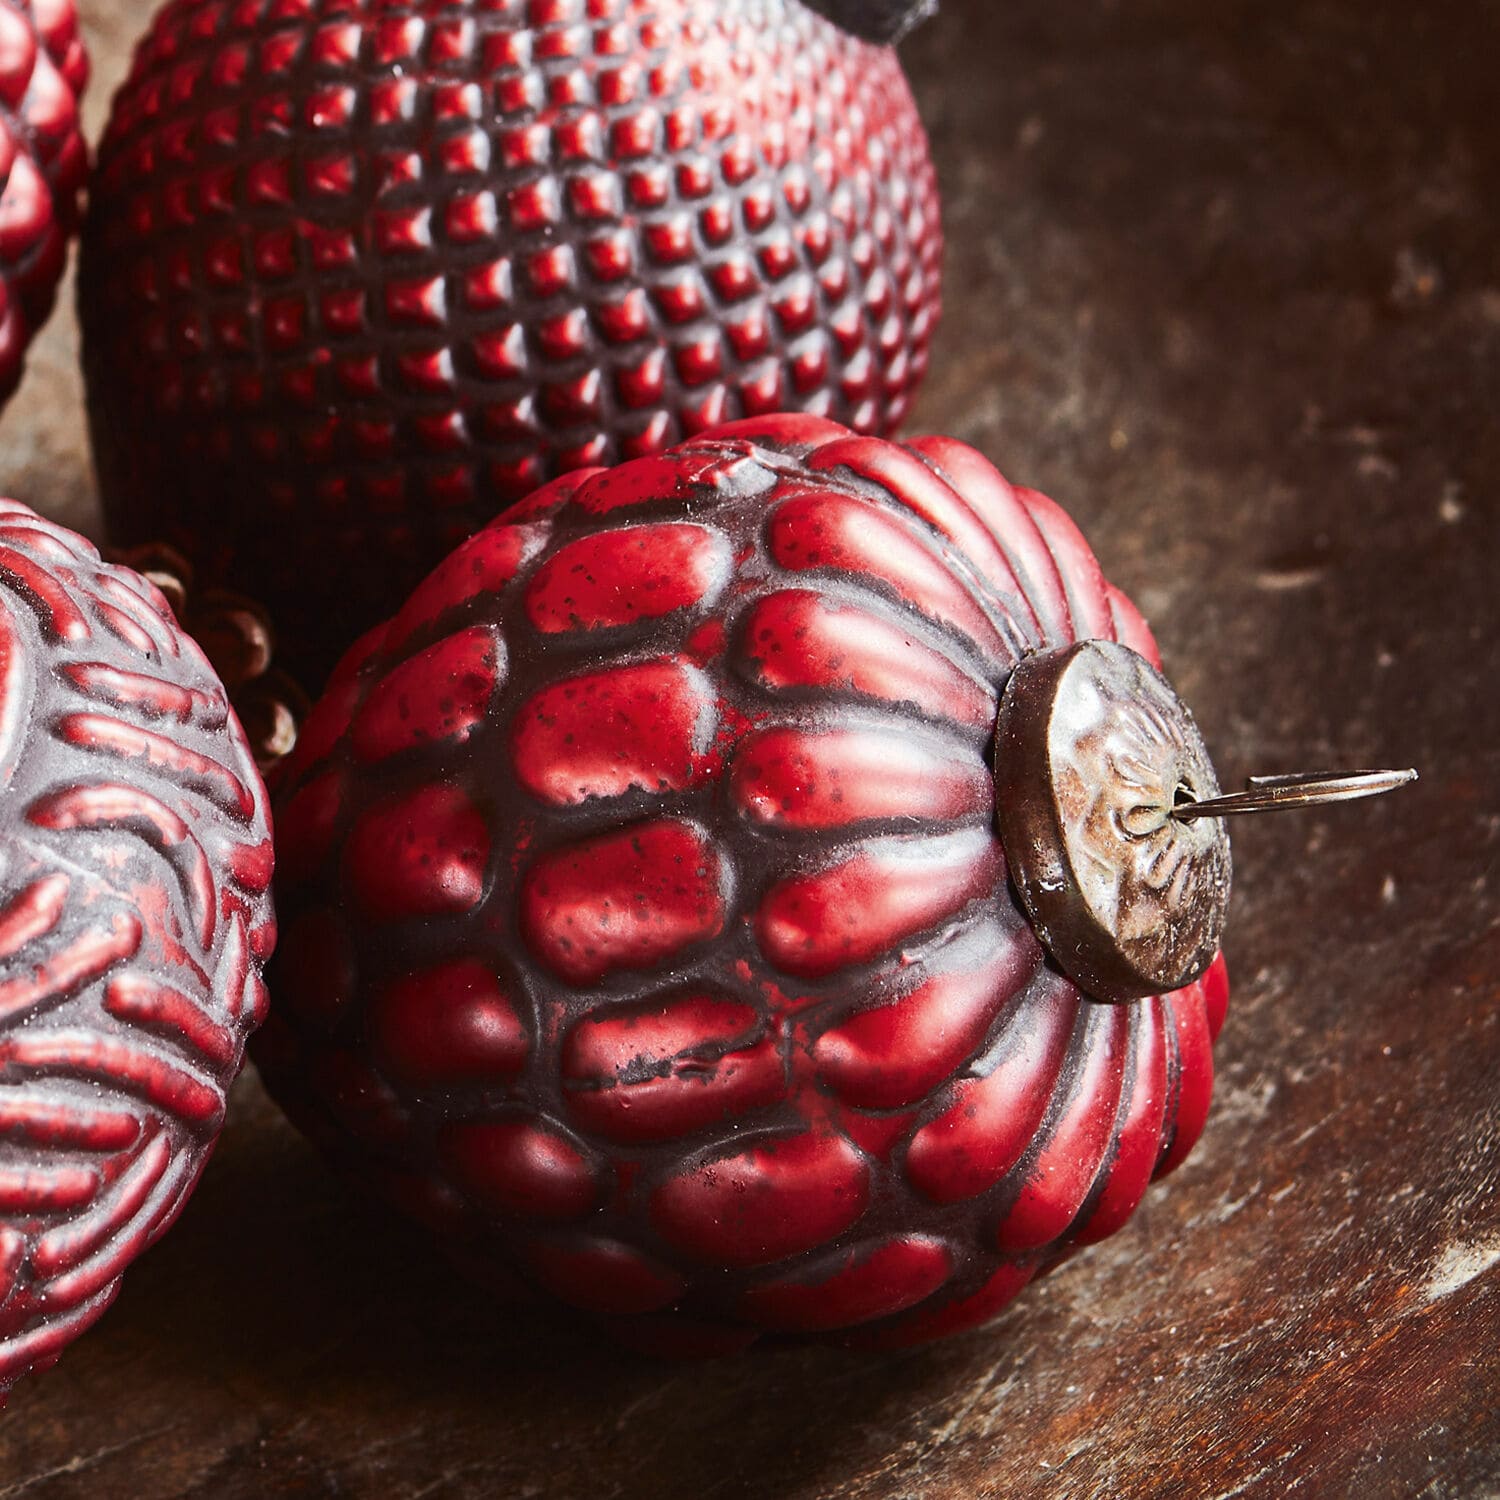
[{"left": 1, "top": 1, "right": 1496, "bottom": 1495}]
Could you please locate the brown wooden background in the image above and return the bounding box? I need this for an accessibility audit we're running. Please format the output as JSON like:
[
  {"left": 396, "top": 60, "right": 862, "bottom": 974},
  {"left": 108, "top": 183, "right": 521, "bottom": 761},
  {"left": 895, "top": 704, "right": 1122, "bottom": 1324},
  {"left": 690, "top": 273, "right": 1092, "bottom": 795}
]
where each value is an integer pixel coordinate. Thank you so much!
[{"left": 2, "top": 1, "right": 1498, "bottom": 1495}]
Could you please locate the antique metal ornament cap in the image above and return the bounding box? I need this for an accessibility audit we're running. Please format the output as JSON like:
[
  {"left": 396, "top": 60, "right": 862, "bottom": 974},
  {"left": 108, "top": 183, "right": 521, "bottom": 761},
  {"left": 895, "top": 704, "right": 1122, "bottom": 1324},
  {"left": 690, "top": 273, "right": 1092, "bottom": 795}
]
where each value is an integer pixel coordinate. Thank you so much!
[
  {"left": 797, "top": 0, "right": 937, "bottom": 45},
  {"left": 993, "top": 640, "right": 1232, "bottom": 1004}
]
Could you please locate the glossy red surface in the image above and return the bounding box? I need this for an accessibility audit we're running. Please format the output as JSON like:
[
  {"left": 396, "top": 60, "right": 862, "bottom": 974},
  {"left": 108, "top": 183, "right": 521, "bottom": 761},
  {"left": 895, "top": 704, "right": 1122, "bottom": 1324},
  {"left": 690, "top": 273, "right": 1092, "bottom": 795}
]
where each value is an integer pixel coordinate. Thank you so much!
[
  {"left": 371, "top": 960, "right": 531, "bottom": 1088},
  {"left": 512, "top": 658, "right": 713, "bottom": 803}
]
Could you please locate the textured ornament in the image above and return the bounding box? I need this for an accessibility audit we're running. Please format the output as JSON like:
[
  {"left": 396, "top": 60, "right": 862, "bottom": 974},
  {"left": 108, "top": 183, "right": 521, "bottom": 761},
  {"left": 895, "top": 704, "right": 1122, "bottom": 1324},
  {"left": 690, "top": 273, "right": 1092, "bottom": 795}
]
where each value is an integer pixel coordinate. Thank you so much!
[
  {"left": 0, "top": 504, "right": 275, "bottom": 1396},
  {"left": 258, "top": 416, "right": 1230, "bottom": 1353},
  {"left": 79, "top": 0, "right": 942, "bottom": 689},
  {"left": 0, "top": 0, "right": 87, "bottom": 406}
]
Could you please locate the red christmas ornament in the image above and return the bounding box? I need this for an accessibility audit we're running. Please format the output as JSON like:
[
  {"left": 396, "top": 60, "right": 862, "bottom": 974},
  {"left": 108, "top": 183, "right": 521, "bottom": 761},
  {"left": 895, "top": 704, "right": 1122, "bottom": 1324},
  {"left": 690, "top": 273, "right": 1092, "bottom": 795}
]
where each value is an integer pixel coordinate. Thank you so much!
[
  {"left": 0, "top": 505, "right": 274, "bottom": 1396},
  {"left": 78, "top": 0, "right": 942, "bottom": 688},
  {"left": 257, "top": 416, "right": 1234, "bottom": 1353},
  {"left": 0, "top": 0, "right": 86, "bottom": 405}
]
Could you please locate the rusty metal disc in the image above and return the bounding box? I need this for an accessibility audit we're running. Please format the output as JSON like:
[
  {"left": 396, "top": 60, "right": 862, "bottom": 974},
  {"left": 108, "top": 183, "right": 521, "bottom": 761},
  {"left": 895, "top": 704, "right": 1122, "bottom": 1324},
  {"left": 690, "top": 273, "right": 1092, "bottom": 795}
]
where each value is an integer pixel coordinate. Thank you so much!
[{"left": 993, "top": 640, "right": 1231, "bottom": 1003}]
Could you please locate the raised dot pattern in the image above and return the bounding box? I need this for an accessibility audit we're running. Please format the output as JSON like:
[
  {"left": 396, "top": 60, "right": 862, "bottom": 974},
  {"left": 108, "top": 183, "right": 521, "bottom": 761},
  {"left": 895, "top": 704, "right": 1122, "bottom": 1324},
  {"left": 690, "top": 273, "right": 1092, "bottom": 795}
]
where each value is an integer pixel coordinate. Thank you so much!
[
  {"left": 0, "top": 0, "right": 88, "bottom": 403},
  {"left": 0, "top": 503, "right": 274, "bottom": 1395},
  {"left": 81, "top": 0, "right": 942, "bottom": 683},
  {"left": 262, "top": 418, "right": 1226, "bottom": 1350}
]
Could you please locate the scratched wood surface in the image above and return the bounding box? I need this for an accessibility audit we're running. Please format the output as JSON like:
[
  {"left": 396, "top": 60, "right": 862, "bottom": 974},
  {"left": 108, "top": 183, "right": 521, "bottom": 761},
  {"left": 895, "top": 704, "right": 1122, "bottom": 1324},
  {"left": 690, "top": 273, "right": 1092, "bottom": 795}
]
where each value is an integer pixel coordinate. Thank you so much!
[{"left": 2, "top": 1, "right": 1498, "bottom": 1496}]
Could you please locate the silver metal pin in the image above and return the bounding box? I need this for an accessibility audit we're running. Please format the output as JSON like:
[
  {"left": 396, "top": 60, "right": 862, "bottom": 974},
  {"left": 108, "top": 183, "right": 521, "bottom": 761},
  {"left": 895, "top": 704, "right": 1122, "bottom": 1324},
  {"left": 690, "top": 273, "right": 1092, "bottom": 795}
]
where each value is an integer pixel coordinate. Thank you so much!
[{"left": 1171, "top": 768, "right": 1418, "bottom": 820}]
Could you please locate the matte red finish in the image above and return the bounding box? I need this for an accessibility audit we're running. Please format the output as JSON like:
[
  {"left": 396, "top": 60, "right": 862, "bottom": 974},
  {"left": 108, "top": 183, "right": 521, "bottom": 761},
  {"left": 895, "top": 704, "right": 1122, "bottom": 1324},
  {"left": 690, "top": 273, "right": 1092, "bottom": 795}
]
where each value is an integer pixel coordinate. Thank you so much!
[
  {"left": 738, "top": 1234, "right": 952, "bottom": 1331},
  {"left": 260, "top": 418, "right": 1227, "bottom": 1349},
  {"left": 0, "top": 0, "right": 85, "bottom": 405},
  {"left": 0, "top": 503, "right": 274, "bottom": 1396},
  {"left": 79, "top": 0, "right": 941, "bottom": 687}
]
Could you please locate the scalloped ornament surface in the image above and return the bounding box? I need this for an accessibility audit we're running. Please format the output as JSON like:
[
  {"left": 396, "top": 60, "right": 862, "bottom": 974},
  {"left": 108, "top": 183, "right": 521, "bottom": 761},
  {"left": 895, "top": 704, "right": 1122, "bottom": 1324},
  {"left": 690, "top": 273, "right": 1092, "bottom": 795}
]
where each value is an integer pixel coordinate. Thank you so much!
[
  {"left": 261, "top": 417, "right": 1227, "bottom": 1353},
  {"left": 0, "top": 504, "right": 274, "bottom": 1396},
  {"left": 80, "top": 0, "right": 941, "bottom": 686},
  {"left": 0, "top": 0, "right": 87, "bottom": 406}
]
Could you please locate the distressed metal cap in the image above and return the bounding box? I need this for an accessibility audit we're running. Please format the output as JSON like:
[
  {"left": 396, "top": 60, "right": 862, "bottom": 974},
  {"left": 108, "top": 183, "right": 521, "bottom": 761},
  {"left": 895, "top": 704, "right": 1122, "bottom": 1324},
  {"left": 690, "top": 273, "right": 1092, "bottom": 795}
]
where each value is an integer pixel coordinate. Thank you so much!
[
  {"left": 993, "top": 641, "right": 1231, "bottom": 1003},
  {"left": 798, "top": 0, "right": 938, "bottom": 45}
]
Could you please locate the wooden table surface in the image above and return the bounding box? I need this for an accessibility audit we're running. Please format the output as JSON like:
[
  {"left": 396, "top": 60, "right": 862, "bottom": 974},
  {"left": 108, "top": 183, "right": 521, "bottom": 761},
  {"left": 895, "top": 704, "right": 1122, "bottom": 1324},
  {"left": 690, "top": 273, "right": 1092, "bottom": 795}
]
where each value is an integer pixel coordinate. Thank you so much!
[{"left": 3, "top": 1, "right": 1498, "bottom": 1495}]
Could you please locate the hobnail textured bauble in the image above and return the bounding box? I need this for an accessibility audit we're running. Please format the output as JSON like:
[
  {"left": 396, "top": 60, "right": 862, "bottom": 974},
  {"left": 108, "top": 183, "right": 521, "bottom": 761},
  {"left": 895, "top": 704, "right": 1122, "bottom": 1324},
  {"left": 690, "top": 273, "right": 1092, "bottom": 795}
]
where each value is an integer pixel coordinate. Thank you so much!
[
  {"left": 0, "top": 504, "right": 274, "bottom": 1395},
  {"left": 258, "top": 416, "right": 1228, "bottom": 1353},
  {"left": 0, "top": 0, "right": 86, "bottom": 405},
  {"left": 79, "top": 0, "right": 942, "bottom": 687}
]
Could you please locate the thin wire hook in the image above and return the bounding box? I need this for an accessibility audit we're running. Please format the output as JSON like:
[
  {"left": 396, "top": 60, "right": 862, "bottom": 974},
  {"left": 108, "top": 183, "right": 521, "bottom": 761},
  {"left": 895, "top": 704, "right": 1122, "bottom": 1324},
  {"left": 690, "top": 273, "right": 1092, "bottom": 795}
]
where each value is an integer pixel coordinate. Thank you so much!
[{"left": 1171, "top": 768, "right": 1418, "bottom": 821}]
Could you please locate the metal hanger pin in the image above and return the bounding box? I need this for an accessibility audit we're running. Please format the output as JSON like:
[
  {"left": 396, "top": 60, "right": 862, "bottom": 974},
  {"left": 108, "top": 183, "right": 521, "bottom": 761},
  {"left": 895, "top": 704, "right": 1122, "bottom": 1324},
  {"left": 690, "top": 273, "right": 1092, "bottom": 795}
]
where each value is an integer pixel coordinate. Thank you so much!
[{"left": 1170, "top": 768, "right": 1418, "bottom": 821}]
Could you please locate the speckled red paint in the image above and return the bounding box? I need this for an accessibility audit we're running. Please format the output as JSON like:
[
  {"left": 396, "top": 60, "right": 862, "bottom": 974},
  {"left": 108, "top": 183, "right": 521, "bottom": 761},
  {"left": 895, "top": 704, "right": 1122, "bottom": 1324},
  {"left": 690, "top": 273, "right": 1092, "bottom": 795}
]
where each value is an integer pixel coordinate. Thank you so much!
[{"left": 259, "top": 417, "right": 1228, "bottom": 1350}]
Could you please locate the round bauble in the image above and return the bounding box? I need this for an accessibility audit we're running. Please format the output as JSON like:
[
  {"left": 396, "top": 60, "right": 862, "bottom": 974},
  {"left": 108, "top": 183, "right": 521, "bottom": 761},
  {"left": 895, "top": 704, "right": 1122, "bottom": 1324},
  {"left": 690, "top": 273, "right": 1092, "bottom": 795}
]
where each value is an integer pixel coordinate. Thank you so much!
[
  {"left": 80, "top": 0, "right": 941, "bottom": 688},
  {"left": 257, "top": 416, "right": 1228, "bottom": 1353},
  {"left": 0, "top": 0, "right": 86, "bottom": 406},
  {"left": 0, "top": 504, "right": 274, "bottom": 1395}
]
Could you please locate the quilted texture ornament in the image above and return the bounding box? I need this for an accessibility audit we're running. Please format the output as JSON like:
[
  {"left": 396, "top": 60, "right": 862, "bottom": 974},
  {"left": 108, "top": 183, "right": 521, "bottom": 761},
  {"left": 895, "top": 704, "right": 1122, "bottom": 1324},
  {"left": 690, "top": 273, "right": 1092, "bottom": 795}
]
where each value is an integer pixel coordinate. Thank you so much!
[{"left": 257, "top": 416, "right": 1231, "bottom": 1353}]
